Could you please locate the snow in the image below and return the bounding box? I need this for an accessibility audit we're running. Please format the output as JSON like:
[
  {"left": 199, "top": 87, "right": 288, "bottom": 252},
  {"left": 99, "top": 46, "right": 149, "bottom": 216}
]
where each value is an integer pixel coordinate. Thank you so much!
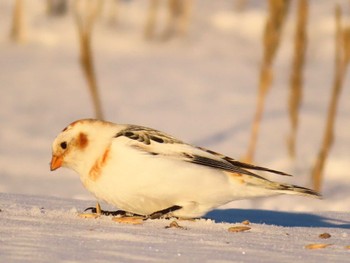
[
  {"left": 0, "top": 0, "right": 350, "bottom": 261},
  {"left": 1, "top": 193, "right": 350, "bottom": 263}
]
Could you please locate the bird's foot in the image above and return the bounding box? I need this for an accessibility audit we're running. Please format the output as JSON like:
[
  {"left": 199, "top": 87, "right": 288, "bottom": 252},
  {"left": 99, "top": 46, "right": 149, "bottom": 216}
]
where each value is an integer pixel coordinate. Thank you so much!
[
  {"left": 145, "top": 205, "right": 182, "bottom": 220},
  {"left": 83, "top": 206, "right": 130, "bottom": 216},
  {"left": 79, "top": 203, "right": 184, "bottom": 223},
  {"left": 78, "top": 202, "right": 130, "bottom": 218}
]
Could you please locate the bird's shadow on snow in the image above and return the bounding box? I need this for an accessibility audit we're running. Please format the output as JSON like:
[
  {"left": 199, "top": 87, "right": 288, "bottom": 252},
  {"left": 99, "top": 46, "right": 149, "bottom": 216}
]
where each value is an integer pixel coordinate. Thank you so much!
[{"left": 206, "top": 209, "right": 350, "bottom": 229}]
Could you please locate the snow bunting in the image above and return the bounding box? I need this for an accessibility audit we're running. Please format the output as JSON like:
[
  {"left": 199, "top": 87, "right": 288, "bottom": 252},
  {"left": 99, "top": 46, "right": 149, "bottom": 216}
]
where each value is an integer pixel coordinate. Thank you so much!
[{"left": 50, "top": 119, "right": 320, "bottom": 219}]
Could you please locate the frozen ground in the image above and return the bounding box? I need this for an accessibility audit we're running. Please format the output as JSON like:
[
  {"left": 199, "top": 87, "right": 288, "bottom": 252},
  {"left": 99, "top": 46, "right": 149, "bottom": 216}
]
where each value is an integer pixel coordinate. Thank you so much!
[{"left": 0, "top": 0, "right": 350, "bottom": 262}]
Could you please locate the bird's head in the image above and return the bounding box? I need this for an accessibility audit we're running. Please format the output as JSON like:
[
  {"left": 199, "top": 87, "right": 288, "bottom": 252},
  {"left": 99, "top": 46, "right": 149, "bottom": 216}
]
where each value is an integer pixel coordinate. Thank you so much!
[{"left": 50, "top": 119, "right": 116, "bottom": 174}]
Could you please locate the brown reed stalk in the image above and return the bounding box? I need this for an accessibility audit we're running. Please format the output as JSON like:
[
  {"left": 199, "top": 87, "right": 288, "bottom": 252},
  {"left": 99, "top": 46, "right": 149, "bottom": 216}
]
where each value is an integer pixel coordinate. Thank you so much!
[
  {"left": 10, "top": 0, "right": 25, "bottom": 43},
  {"left": 287, "top": 0, "right": 308, "bottom": 158},
  {"left": 144, "top": 0, "right": 192, "bottom": 41},
  {"left": 144, "top": 0, "right": 160, "bottom": 39},
  {"left": 161, "top": 0, "right": 193, "bottom": 40},
  {"left": 234, "top": 0, "right": 248, "bottom": 11},
  {"left": 244, "top": 0, "right": 290, "bottom": 163},
  {"left": 311, "top": 5, "right": 350, "bottom": 192},
  {"left": 107, "top": 0, "right": 119, "bottom": 26},
  {"left": 73, "top": 0, "right": 104, "bottom": 119},
  {"left": 46, "top": 0, "right": 67, "bottom": 16}
]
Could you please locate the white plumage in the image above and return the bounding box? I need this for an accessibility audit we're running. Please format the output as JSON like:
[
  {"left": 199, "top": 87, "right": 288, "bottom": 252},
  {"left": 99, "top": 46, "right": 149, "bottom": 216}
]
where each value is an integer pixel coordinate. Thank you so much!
[{"left": 50, "top": 119, "right": 320, "bottom": 218}]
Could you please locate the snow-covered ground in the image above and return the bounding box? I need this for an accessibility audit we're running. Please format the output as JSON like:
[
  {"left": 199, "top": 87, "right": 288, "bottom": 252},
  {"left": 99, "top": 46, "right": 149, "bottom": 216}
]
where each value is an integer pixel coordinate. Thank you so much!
[
  {"left": 1, "top": 193, "right": 350, "bottom": 263},
  {"left": 0, "top": 0, "right": 350, "bottom": 261}
]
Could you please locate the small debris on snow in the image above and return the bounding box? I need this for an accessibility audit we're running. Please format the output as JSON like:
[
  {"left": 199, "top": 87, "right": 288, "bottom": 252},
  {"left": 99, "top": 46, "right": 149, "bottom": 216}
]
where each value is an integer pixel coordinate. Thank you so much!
[
  {"left": 304, "top": 243, "right": 332, "bottom": 250},
  {"left": 165, "top": 220, "right": 186, "bottom": 229},
  {"left": 241, "top": 220, "right": 250, "bottom": 225},
  {"left": 228, "top": 226, "right": 251, "bottom": 233},
  {"left": 112, "top": 216, "right": 144, "bottom": 225},
  {"left": 318, "top": 233, "right": 331, "bottom": 239},
  {"left": 78, "top": 213, "right": 100, "bottom": 219}
]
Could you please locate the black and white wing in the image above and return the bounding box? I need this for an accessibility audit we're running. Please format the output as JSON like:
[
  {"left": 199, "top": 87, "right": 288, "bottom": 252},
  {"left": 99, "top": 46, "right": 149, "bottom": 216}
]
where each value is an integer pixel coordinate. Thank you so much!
[{"left": 114, "top": 125, "right": 291, "bottom": 180}]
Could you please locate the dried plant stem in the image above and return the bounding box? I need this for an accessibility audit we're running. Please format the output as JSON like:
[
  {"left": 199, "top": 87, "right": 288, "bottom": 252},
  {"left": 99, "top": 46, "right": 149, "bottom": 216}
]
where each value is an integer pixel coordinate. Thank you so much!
[
  {"left": 287, "top": 0, "right": 308, "bottom": 158},
  {"left": 161, "top": 0, "right": 193, "bottom": 41},
  {"left": 144, "top": 0, "right": 160, "bottom": 39},
  {"left": 107, "top": 0, "right": 119, "bottom": 26},
  {"left": 144, "top": 0, "right": 193, "bottom": 41},
  {"left": 244, "top": 0, "right": 289, "bottom": 162},
  {"left": 311, "top": 5, "right": 350, "bottom": 192},
  {"left": 46, "top": 0, "right": 67, "bottom": 16},
  {"left": 73, "top": 0, "right": 104, "bottom": 119},
  {"left": 10, "top": 0, "right": 25, "bottom": 43},
  {"left": 234, "top": 0, "right": 248, "bottom": 11}
]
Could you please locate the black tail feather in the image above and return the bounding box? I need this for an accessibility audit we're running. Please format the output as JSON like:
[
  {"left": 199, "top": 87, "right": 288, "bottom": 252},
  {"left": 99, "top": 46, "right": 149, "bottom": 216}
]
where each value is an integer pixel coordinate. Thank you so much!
[
  {"left": 280, "top": 183, "right": 322, "bottom": 197},
  {"left": 228, "top": 160, "right": 292, "bottom": 177}
]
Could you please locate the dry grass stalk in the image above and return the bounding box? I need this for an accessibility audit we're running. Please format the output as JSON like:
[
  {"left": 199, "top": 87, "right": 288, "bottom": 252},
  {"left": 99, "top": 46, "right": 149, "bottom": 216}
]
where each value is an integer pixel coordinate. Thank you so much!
[
  {"left": 144, "top": 0, "right": 160, "bottom": 39},
  {"left": 10, "top": 0, "right": 25, "bottom": 43},
  {"left": 287, "top": 0, "right": 308, "bottom": 158},
  {"left": 244, "top": 0, "right": 290, "bottom": 162},
  {"left": 107, "top": 0, "right": 120, "bottom": 26},
  {"left": 46, "top": 0, "right": 68, "bottom": 16},
  {"left": 73, "top": 0, "right": 104, "bottom": 119},
  {"left": 161, "top": 0, "right": 193, "bottom": 40},
  {"left": 234, "top": 0, "right": 248, "bottom": 12},
  {"left": 144, "top": 0, "right": 193, "bottom": 41},
  {"left": 311, "top": 5, "right": 350, "bottom": 192}
]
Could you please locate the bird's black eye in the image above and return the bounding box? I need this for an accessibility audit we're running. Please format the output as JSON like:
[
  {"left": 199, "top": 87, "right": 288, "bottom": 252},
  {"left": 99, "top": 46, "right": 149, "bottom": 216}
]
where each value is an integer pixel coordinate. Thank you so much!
[{"left": 60, "top": 141, "right": 67, "bottom": 150}]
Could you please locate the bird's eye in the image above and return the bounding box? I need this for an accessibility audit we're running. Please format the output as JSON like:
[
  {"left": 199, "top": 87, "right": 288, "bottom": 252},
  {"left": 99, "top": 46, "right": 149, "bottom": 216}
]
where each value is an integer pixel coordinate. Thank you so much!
[{"left": 60, "top": 141, "right": 67, "bottom": 150}]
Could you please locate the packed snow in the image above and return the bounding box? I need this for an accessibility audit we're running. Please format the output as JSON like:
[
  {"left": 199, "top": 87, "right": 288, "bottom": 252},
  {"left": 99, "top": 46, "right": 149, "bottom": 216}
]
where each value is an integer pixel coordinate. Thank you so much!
[{"left": 0, "top": 0, "right": 349, "bottom": 262}]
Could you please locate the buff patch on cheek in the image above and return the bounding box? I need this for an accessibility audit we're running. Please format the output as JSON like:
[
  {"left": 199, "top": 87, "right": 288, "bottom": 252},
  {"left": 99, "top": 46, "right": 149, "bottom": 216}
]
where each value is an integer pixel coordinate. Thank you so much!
[{"left": 78, "top": 132, "right": 89, "bottom": 149}]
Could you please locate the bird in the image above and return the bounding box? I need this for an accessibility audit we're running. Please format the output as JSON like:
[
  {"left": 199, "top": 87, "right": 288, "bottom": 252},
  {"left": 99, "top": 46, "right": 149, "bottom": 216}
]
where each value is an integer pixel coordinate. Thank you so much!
[{"left": 50, "top": 119, "right": 320, "bottom": 219}]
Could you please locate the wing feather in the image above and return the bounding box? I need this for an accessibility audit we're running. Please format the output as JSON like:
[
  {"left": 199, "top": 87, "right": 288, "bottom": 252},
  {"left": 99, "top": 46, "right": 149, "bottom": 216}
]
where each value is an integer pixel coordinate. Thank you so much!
[{"left": 114, "top": 125, "right": 291, "bottom": 179}]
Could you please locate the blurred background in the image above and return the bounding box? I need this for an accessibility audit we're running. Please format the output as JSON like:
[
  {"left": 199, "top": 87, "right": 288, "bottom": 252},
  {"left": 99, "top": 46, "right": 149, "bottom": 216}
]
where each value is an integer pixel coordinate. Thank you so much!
[{"left": 0, "top": 0, "right": 349, "bottom": 212}]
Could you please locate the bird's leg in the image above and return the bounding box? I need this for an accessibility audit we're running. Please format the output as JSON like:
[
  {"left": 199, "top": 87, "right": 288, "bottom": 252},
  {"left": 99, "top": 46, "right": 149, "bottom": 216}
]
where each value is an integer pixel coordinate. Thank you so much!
[
  {"left": 83, "top": 203, "right": 136, "bottom": 217},
  {"left": 84, "top": 207, "right": 127, "bottom": 216},
  {"left": 146, "top": 205, "right": 182, "bottom": 220},
  {"left": 113, "top": 205, "right": 182, "bottom": 224}
]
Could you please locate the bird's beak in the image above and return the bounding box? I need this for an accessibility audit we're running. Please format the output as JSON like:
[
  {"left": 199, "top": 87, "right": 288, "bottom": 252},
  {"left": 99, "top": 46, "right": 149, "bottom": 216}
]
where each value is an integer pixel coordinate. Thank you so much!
[{"left": 50, "top": 155, "right": 63, "bottom": 171}]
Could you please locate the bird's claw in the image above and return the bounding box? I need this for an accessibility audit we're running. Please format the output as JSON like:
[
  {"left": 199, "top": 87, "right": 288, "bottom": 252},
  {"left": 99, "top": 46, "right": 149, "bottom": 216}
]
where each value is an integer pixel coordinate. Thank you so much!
[
  {"left": 80, "top": 204, "right": 183, "bottom": 221},
  {"left": 84, "top": 206, "right": 98, "bottom": 213},
  {"left": 83, "top": 206, "right": 130, "bottom": 216}
]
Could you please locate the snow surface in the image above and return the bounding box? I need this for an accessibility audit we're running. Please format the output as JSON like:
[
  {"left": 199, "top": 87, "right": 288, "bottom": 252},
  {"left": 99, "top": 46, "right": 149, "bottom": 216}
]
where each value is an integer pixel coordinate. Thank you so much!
[
  {"left": 1, "top": 193, "right": 350, "bottom": 263},
  {"left": 0, "top": 0, "right": 350, "bottom": 261}
]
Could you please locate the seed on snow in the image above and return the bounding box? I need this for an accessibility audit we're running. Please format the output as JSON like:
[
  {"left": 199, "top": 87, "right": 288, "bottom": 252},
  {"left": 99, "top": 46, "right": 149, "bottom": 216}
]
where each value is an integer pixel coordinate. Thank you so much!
[
  {"left": 228, "top": 226, "right": 251, "bottom": 233},
  {"left": 304, "top": 243, "right": 332, "bottom": 250}
]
